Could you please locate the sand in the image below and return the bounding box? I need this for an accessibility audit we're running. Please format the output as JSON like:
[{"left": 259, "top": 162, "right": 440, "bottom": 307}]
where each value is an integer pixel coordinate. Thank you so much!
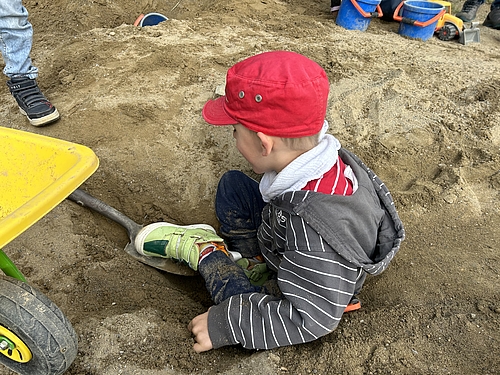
[{"left": 1, "top": 0, "right": 499, "bottom": 373}]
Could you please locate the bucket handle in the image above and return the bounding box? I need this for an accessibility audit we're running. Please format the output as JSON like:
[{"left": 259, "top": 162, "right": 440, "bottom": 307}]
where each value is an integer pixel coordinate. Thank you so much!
[
  {"left": 133, "top": 14, "right": 145, "bottom": 26},
  {"left": 393, "top": 2, "right": 445, "bottom": 27},
  {"left": 350, "top": 0, "right": 384, "bottom": 18}
]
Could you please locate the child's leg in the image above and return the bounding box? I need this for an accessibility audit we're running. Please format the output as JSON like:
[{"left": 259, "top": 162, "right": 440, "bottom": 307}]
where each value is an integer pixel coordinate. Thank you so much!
[
  {"left": 135, "top": 170, "right": 267, "bottom": 303},
  {"left": 215, "top": 170, "right": 266, "bottom": 258},
  {"left": 199, "top": 171, "right": 268, "bottom": 303},
  {"left": 198, "top": 250, "right": 261, "bottom": 304}
]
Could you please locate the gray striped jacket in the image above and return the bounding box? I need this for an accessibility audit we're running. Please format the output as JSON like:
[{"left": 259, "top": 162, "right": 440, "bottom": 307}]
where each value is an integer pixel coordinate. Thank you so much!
[{"left": 208, "top": 149, "right": 405, "bottom": 349}]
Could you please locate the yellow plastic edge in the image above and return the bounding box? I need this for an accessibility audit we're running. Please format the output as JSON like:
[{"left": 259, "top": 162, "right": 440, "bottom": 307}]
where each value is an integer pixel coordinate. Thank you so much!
[{"left": 0, "top": 127, "right": 99, "bottom": 249}]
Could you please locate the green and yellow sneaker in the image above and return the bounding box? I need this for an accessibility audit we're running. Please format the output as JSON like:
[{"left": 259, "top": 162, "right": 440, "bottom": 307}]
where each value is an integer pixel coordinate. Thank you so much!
[{"left": 134, "top": 222, "right": 225, "bottom": 271}]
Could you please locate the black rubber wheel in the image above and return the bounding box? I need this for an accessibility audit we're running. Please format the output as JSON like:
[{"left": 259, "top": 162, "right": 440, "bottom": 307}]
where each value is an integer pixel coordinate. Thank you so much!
[
  {"left": 0, "top": 275, "right": 78, "bottom": 375},
  {"left": 437, "top": 23, "right": 459, "bottom": 41}
]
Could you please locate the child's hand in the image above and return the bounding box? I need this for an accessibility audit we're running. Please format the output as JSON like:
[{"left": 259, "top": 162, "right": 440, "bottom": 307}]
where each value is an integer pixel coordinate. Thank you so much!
[{"left": 188, "top": 311, "right": 213, "bottom": 353}]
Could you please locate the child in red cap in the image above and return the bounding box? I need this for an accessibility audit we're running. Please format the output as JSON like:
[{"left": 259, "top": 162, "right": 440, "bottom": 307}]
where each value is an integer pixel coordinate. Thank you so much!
[{"left": 135, "top": 51, "right": 405, "bottom": 352}]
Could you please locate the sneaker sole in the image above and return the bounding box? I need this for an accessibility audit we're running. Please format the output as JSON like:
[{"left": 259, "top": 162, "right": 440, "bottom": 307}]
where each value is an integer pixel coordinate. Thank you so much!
[
  {"left": 19, "top": 107, "right": 60, "bottom": 127},
  {"left": 134, "top": 222, "right": 217, "bottom": 256},
  {"left": 344, "top": 301, "right": 361, "bottom": 313},
  {"left": 456, "top": 15, "right": 475, "bottom": 22},
  {"left": 483, "top": 20, "right": 500, "bottom": 29}
]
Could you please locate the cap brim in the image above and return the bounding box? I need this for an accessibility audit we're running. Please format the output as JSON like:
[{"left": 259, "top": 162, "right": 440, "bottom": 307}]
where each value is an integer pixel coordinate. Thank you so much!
[{"left": 202, "top": 96, "right": 238, "bottom": 125}]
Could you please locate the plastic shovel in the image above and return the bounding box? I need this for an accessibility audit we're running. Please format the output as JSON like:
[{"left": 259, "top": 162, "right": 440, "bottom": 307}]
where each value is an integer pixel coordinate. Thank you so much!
[{"left": 67, "top": 189, "right": 196, "bottom": 276}]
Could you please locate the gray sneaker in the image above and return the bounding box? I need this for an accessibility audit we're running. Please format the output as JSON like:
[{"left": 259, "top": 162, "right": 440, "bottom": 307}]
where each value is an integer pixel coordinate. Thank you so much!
[
  {"left": 483, "top": 8, "right": 500, "bottom": 29},
  {"left": 456, "top": 0, "right": 483, "bottom": 22}
]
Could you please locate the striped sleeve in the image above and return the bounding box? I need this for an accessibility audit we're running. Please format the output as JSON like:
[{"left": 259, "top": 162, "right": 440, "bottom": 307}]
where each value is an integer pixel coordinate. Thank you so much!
[{"left": 207, "top": 214, "right": 359, "bottom": 350}]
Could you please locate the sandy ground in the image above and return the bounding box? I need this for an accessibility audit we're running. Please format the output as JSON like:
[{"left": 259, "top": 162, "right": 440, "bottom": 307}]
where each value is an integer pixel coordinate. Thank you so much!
[{"left": 1, "top": 0, "right": 500, "bottom": 374}]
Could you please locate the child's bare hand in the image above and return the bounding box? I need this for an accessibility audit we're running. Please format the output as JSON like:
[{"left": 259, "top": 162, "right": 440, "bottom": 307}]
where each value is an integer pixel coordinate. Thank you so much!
[{"left": 188, "top": 311, "right": 213, "bottom": 353}]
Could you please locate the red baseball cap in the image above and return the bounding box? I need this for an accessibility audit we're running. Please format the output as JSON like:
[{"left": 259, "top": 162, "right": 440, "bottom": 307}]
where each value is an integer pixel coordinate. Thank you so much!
[{"left": 202, "top": 51, "right": 330, "bottom": 138}]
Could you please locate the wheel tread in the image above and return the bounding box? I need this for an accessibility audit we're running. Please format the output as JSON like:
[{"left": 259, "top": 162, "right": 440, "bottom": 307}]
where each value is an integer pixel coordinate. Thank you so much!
[{"left": 0, "top": 275, "right": 78, "bottom": 375}]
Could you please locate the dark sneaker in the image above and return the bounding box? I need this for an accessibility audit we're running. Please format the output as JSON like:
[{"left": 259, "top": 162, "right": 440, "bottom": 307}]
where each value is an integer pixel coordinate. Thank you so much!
[
  {"left": 331, "top": 0, "right": 341, "bottom": 12},
  {"left": 456, "top": 0, "right": 483, "bottom": 21},
  {"left": 483, "top": 8, "right": 500, "bottom": 29},
  {"left": 6, "top": 77, "right": 60, "bottom": 126}
]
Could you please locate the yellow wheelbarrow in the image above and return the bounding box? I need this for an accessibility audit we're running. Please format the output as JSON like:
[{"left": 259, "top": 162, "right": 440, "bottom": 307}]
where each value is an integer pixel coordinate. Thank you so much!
[{"left": 0, "top": 127, "right": 98, "bottom": 375}]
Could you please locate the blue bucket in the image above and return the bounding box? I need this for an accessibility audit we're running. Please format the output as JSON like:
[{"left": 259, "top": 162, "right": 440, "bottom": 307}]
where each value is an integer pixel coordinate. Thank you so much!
[
  {"left": 336, "top": 0, "right": 382, "bottom": 31},
  {"left": 395, "top": 1, "right": 445, "bottom": 41},
  {"left": 139, "top": 12, "right": 168, "bottom": 27}
]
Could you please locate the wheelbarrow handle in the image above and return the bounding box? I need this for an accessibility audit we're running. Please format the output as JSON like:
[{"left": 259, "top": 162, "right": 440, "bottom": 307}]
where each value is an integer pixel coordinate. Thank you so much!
[{"left": 67, "top": 189, "right": 141, "bottom": 241}]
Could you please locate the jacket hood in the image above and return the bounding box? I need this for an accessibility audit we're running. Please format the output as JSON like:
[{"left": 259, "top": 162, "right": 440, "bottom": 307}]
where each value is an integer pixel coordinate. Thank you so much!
[{"left": 274, "top": 149, "right": 405, "bottom": 276}]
